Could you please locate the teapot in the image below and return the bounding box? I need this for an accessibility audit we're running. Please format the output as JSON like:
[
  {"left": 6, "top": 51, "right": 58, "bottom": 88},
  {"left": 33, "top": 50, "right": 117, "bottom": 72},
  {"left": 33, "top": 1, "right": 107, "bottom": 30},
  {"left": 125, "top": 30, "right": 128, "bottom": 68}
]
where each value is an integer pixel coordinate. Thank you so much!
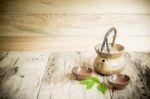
[{"left": 93, "top": 27, "right": 125, "bottom": 75}]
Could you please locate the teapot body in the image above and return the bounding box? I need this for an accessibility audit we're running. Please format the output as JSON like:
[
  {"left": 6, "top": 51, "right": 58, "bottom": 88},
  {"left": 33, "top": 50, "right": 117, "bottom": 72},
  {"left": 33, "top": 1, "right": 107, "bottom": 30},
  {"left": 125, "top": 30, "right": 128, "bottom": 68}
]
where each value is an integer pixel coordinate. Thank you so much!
[
  {"left": 94, "top": 54, "right": 125, "bottom": 75},
  {"left": 94, "top": 27, "right": 125, "bottom": 75}
]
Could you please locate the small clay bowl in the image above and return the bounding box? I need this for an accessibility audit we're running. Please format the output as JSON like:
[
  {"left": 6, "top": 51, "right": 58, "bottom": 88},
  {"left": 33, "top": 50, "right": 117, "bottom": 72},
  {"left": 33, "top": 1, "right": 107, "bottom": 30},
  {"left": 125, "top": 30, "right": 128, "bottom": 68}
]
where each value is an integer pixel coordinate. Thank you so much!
[
  {"left": 108, "top": 74, "right": 130, "bottom": 90},
  {"left": 72, "top": 66, "right": 92, "bottom": 80}
]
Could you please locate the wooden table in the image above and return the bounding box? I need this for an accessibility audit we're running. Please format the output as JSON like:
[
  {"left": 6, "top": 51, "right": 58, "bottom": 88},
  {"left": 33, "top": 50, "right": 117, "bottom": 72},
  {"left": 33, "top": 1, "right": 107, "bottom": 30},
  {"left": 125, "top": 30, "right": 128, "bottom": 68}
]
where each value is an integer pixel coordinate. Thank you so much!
[{"left": 0, "top": 51, "right": 150, "bottom": 99}]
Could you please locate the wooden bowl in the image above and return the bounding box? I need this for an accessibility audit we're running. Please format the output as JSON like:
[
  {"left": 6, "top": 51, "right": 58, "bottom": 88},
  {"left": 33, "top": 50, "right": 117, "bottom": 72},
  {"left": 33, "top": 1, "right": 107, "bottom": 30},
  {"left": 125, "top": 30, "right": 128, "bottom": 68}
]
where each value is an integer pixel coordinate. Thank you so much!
[
  {"left": 108, "top": 74, "right": 130, "bottom": 90},
  {"left": 72, "top": 66, "right": 92, "bottom": 80}
]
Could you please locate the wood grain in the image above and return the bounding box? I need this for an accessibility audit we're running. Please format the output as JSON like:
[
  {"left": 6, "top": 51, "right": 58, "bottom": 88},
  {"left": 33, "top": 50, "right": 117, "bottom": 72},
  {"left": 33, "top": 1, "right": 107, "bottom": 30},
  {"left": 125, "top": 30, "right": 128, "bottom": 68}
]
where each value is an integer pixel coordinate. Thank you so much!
[
  {"left": 111, "top": 52, "right": 150, "bottom": 99},
  {"left": 0, "top": 0, "right": 150, "bottom": 14},
  {"left": 0, "top": 0, "right": 149, "bottom": 51},
  {"left": 0, "top": 36, "right": 150, "bottom": 51},
  {"left": 0, "top": 14, "right": 150, "bottom": 37},
  {"left": 37, "top": 51, "right": 150, "bottom": 99},
  {"left": 0, "top": 52, "right": 49, "bottom": 99},
  {"left": 0, "top": 14, "right": 149, "bottom": 51},
  {"left": 0, "top": 51, "right": 149, "bottom": 99},
  {"left": 37, "top": 51, "right": 109, "bottom": 99}
]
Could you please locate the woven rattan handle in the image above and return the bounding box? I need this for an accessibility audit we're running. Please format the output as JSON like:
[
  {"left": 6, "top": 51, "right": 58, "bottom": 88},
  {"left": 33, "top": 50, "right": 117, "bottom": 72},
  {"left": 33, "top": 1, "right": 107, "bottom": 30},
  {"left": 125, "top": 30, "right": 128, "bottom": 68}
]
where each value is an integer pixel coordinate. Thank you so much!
[{"left": 101, "top": 27, "right": 117, "bottom": 52}]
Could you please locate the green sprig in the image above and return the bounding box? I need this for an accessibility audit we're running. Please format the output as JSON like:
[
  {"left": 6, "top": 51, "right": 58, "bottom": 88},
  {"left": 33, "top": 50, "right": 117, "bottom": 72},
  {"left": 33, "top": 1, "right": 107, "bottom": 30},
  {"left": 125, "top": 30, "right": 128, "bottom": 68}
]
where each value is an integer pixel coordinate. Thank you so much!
[{"left": 80, "top": 76, "right": 107, "bottom": 94}]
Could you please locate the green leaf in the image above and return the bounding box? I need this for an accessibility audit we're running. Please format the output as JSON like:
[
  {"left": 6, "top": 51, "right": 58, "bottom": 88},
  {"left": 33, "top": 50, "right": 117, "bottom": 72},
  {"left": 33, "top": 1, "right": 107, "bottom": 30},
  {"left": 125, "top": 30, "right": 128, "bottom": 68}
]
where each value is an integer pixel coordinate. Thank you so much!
[
  {"left": 87, "top": 76, "right": 100, "bottom": 83},
  {"left": 80, "top": 79, "right": 90, "bottom": 85},
  {"left": 80, "top": 76, "right": 108, "bottom": 94},
  {"left": 86, "top": 82, "right": 94, "bottom": 89},
  {"left": 97, "top": 83, "right": 107, "bottom": 94}
]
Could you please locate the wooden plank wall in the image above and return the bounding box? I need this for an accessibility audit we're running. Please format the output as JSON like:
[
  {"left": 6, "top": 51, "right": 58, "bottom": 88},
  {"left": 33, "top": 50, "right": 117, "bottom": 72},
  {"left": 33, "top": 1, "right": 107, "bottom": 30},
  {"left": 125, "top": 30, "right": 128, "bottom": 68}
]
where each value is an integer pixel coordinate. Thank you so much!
[{"left": 0, "top": 0, "right": 150, "bottom": 51}]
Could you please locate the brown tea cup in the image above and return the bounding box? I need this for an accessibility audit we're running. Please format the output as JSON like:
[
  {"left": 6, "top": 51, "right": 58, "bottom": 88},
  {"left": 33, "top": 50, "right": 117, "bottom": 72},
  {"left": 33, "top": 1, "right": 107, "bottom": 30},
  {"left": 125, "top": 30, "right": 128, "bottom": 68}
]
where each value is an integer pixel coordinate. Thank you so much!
[
  {"left": 72, "top": 66, "right": 92, "bottom": 80},
  {"left": 108, "top": 74, "right": 130, "bottom": 90}
]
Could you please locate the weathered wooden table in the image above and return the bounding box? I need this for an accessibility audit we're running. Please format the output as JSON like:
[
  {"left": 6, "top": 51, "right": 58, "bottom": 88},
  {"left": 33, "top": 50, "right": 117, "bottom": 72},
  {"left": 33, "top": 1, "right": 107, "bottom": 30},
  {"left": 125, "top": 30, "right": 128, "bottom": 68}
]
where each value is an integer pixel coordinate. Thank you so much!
[{"left": 0, "top": 52, "right": 150, "bottom": 99}]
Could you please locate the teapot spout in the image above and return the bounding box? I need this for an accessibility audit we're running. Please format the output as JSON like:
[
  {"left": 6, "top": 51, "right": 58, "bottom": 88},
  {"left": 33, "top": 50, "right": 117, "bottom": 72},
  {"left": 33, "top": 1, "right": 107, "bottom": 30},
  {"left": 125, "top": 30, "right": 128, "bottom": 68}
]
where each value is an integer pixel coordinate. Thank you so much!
[
  {"left": 101, "top": 58, "right": 106, "bottom": 64},
  {"left": 94, "top": 57, "right": 107, "bottom": 75},
  {"left": 100, "top": 58, "right": 106, "bottom": 70}
]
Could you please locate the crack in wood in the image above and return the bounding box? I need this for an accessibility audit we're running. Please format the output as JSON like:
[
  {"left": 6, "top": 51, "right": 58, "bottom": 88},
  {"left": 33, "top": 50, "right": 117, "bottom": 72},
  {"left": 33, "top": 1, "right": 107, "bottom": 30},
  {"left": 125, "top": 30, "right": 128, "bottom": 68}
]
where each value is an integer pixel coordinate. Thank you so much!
[{"left": 0, "top": 52, "right": 8, "bottom": 61}]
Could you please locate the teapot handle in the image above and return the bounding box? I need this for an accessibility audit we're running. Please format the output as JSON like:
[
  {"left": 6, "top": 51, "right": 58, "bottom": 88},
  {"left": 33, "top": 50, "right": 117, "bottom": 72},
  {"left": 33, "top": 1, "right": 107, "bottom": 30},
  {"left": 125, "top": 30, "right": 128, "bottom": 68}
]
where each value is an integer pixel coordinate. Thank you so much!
[{"left": 101, "top": 27, "right": 117, "bottom": 52}]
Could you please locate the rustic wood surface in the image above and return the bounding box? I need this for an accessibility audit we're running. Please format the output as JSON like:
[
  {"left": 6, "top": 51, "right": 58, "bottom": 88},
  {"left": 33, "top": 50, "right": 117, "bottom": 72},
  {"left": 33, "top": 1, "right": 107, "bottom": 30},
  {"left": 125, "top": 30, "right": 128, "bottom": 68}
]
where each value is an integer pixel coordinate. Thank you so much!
[
  {"left": 0, "top": 0, "right": 150, "bottom": 14},
  {"left": 0, "top": 52, "right": 50, "bottom": 99},
  {"left": 0, "top": 0, "right": 150, "bottom": 51},
  {"left": 0, "top": 51, "right": 149, "bottom": 99}
]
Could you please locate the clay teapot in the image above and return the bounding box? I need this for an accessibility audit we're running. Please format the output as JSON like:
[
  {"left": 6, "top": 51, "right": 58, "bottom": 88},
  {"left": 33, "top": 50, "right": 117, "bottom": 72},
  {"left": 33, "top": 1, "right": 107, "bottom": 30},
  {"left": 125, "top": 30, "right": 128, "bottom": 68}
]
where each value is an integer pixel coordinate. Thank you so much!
[{"left": 93, "top": 27, "right": 125, "bottom": 75}]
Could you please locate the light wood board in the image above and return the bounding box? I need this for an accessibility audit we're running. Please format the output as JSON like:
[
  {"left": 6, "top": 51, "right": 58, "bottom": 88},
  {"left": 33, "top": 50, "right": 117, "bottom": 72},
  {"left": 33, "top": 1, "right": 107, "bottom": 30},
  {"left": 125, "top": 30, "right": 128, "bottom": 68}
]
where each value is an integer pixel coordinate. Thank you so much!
[
  {"left": 0, "top": 0, "right": 150, "bottom": 14},
  {"left": 0, "top": 52, "right": 49, "bottom": 99},
  {"left": 0, "top": 14, "right": 150, "bottom": 37},
  {"left": 0, "top": 0, "right": 149, "bottom": 51},
  {"left": 0, "top": 36, "right": 150, "bottom": 51},
  {"left": 0, "top": 14, "right": 150, "bottom": 51}
]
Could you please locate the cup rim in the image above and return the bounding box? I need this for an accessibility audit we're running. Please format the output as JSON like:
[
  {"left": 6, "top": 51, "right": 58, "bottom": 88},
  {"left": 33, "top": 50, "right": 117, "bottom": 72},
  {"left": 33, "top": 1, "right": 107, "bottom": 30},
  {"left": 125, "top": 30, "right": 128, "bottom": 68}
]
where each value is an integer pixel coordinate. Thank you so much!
[
  {"left": 108, "top": 74, "right": 130, "bottom": 85},
  {"left": 72, "top": 66, "right": 92, "bottom": 76}
]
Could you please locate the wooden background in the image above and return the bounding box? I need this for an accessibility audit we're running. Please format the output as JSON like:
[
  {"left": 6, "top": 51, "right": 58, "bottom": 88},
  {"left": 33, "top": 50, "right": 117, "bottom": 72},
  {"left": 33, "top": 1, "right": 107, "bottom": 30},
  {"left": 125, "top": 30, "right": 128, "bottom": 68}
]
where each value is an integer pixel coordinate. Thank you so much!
[{"left": 0, "top": 0, "right": 150, "bottom": 51}]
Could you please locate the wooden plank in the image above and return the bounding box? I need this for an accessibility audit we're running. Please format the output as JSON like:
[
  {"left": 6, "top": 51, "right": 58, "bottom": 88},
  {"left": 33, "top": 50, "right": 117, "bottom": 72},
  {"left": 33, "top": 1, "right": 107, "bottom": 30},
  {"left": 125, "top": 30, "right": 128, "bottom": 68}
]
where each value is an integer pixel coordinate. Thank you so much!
[
  {"left": 0, "top": 0, "right": 150, "bottom": 14},
  {"left": 0, "top": 36, "right": 150, "bottom": 51},
  {"left": 0, "top": 14, "right": 150, "bottom": 37},
  {"left": 111, "top": 52, "right": 150, "bottom": 99},
  {"left": 0, "top": 14, "right": 149, "bottom": 51},
  {"left": 37, "top": 51, "right": 111, "bottom": 99},
  {"left": 0, "top": 52, "right": 49, "bottom": 99}
]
